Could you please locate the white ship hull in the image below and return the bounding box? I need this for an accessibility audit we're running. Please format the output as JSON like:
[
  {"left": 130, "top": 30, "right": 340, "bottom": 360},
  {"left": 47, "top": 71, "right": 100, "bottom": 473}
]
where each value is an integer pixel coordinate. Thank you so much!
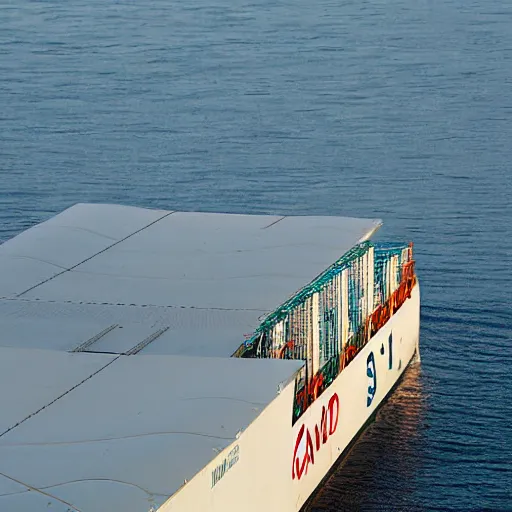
[
  {"left": 161, "top": 283, "right": 420, "bottom": 512},
  {"left": 0, "top": 205, "right": 419, "bottom": 512}
]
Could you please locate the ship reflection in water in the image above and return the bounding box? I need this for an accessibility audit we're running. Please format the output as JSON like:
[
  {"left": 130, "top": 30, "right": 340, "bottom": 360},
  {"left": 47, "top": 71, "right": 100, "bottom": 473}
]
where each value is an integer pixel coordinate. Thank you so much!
[{"left": 306, "top": 363, "right": 429, "bottom": 512}]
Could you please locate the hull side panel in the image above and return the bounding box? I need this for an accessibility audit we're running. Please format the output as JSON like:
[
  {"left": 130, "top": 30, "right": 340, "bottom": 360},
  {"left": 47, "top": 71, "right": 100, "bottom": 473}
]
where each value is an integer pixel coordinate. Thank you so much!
[{"left": 161, "top": 284, "right": 420, "bottom": 512}]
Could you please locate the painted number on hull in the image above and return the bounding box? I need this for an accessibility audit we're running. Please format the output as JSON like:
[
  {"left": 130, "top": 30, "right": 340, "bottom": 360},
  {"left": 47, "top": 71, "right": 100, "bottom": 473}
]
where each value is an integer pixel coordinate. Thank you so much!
[
  {"left": 366, "top": 352, "right": 377, "bottom": 407},
  {"left": 379, "top": 332, "right": 394, "bottom": 370},
  {"left": 370, "top": 331, "right": 397, "bottom": 407},
  {"left": 388, "top": 333, "right": 393, "bottom": 369},
  {"left": 292, "top": 393, "right": 339, "bottom": 481}
]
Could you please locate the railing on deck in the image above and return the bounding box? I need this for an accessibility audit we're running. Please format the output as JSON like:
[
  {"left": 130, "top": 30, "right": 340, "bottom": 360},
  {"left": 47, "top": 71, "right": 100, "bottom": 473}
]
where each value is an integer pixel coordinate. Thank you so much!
[{"left": 233, "top": 241, "right": 416, "bottom": 424}]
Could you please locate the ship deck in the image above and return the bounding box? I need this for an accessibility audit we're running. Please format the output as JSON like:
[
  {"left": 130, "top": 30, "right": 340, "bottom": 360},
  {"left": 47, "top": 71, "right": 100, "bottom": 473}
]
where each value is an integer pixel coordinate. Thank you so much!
[{"left": 0, "top": 203, "right": 380, "bottom": 511}]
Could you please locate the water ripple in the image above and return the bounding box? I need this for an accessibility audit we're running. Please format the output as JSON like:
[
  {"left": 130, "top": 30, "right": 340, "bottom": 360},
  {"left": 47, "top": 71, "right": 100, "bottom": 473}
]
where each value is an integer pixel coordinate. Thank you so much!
[{"left": 1, "top": 0, "right": 512, "bottom": 510}]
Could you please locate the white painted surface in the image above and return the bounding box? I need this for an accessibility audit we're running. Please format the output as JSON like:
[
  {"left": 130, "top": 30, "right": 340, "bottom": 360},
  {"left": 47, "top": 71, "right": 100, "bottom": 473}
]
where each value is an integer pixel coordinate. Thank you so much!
[
  {"left": 0, "top": 204, "right": 402, "bottom": 512},
  {"left": 0, "top": 474, "right": 74, "bottom": 511},
  {"left": 367, "top": 246, "right": 375, "bottom": 319},
  {"left": 361, "top": 252, "right": 368, "bottom": 320},
  {"left": 341, "top": 269, "right": 349, "bottom": 349},
  {"left": 311, "top": 293, "right": 320, "bottom": 375},
  {"left": 0, "top": 347, "right": 115, "bottom": 434},
  {"left": 19, "top": 213, "right": 380, "bottom": 310},
  {"left": 390, "top": 255, "right": 399, "bottom": 293},
  {"left": 336, "top": 273, "right": 342, "bottom": 354},
  {"left": 160, "top": 284, "right": 420, "bottom": 512},
  {"left": 0, "top": 204, "right": 381, "bottom": 357},
  {"left": 0, "top": 298, "right": 261, "bottom": 356},
  {"left": 0, "top": 203, "right": 168, "bottom": 298},
  {"left": 0, "top": 354, "right": 303, "bottom": 512}
]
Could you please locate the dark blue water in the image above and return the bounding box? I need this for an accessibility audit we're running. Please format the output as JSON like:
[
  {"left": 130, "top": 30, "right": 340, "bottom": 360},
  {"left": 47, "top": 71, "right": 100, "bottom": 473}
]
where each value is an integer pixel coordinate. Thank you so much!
[{"left": 1, "top": 0, "right": 511, "bottom": 510}]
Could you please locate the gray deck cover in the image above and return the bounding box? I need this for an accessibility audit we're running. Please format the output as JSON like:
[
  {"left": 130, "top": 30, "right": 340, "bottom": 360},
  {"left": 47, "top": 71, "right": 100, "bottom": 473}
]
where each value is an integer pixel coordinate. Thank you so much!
[{"left": 0, "top": 203, "right": 380, "bottom": 511}]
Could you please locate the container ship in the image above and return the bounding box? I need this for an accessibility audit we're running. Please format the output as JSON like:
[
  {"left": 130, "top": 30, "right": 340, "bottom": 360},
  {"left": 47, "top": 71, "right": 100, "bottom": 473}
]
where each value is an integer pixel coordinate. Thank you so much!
[{"left": 0, "top": 203, "right": 420, "bottom": 511}]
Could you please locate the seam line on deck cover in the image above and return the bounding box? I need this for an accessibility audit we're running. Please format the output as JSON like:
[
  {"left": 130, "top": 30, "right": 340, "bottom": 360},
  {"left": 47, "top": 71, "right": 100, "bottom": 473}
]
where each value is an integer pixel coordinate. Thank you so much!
[
  {"left": 0, "top": 471, "right": 82, "bottom": 511},
  {"left": 3, "top": 430, "right": 235, "bottom": 447},
  {"left": 262, "top": 216, "right": 286, "bottom": 229},
  {"left": 0, "top": 295, "right": 268, "bottom": 312},
  {"left": 0, "top": 477, "right": 170, "bottom": 499},
  {"left": 16, "top": 210, "right": 176, "bottom": 297},
  {"left": 0, "top": 356, "right": 120, "bottom": 439}
]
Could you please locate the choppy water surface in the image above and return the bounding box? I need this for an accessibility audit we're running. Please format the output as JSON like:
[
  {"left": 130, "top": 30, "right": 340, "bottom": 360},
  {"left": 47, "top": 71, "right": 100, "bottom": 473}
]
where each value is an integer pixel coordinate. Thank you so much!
[{"left": 1, "top": 0, "right": 511, "bottom": 510}]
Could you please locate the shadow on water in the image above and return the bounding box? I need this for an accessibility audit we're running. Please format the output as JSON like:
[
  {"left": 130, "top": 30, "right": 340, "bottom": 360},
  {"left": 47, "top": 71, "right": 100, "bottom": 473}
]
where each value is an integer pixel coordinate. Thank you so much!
[{"left": 305, "top": 364, "right": 430, "bottom": 512}]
